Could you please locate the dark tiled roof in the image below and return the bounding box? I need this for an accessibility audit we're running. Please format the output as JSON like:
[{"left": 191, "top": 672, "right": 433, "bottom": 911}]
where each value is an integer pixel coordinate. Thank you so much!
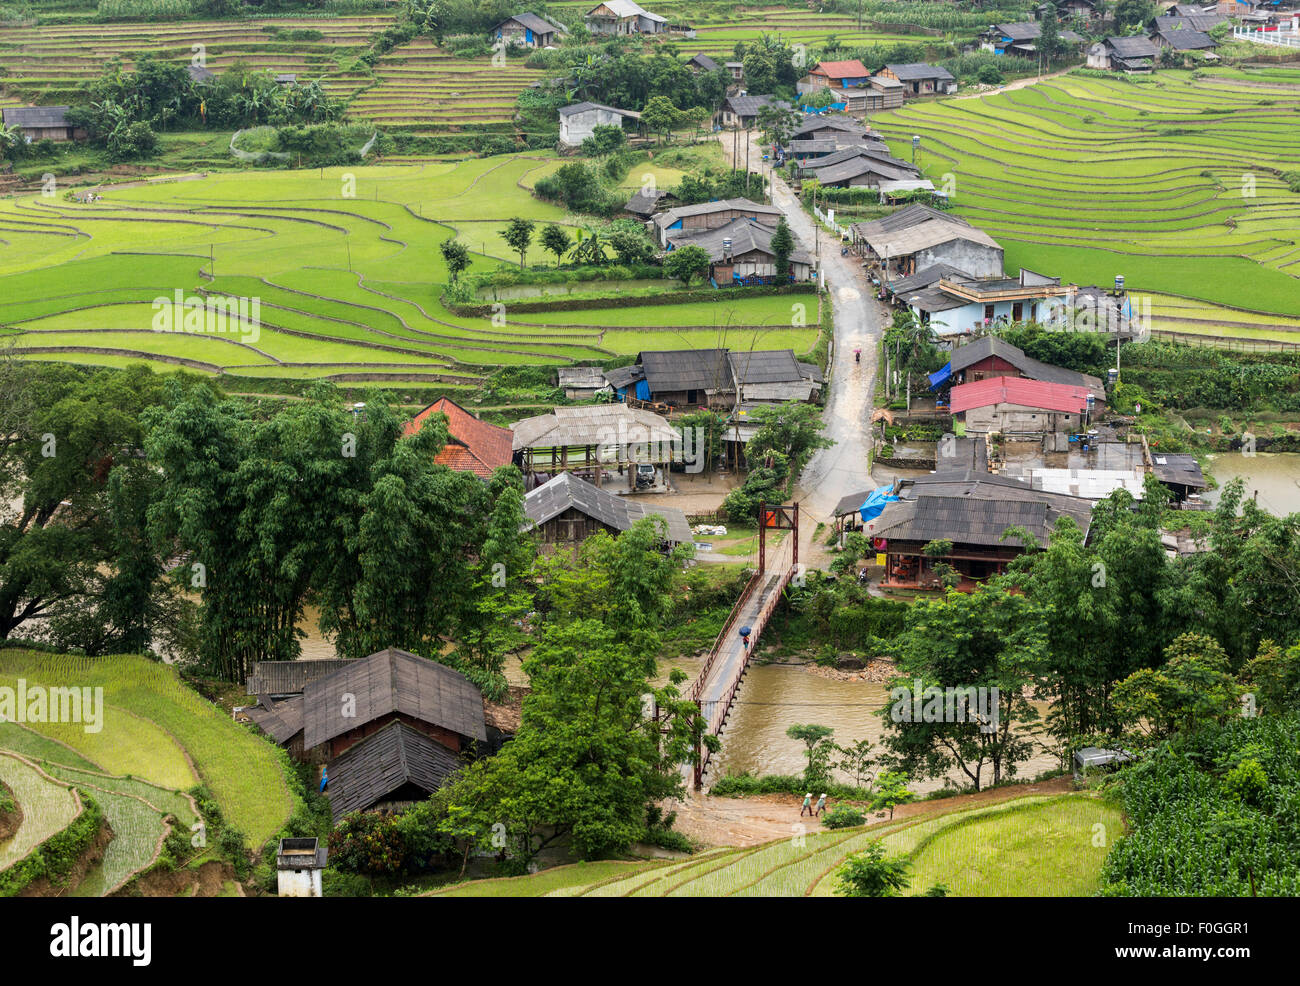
[
  {"left": 884, "top": 62, "right": 955, "bottom": 82},
  {"left": 604, "top": 364, "right": 644, "bottom": 390},
  {"left": 874, "top": 474, "right": 1093, "bottom": 545},
  {"left": 873, "top": 495, "right": 1048, "bottom": 547},
  {"left": 302, "top": 648, "right": 487, "bottom": 751},
  {"left": 687, "top": 53, "right": 720, "bottom": 72},
  {"left": 1151, "top": 453, "right": 1208, "bottom": 489},
  {"left": 2, "top": 106, "right": 71, "bottom": 128},
  {"left": 833, "top": 488, "right": 877, "bottom": 517},
  {"left": 791, "top": 114, "right": 866, "bottom": 138},
  {"left": 640, "top": 347, "right": 733, "bottom": 393},
  {"left": 325, "top": 721, "right": 462, "bottom": 821},
  {"left": 1155, "top": 28, "right": 1216, "bottom": 49},
  {"left": 246, "top": 659, "right": 354, "bottom": 696},
  {"left": 1106, "top": 36, "right": 1159, "bottom": 57},
  {"left": 728, "top": 349, "right": 804, "bottom": 385},
  {"left": 247, "top": 695, "right": 305, "bottom": 744},
  {"left": 497, "top": 13, "right": 559, "bottom": 35},
  {"left": 887, "top": 263, "right": 966, "bottom": 297},
  {"left": 624, "top": 188, "right": 668, "bottom": 215},
  {"left": 723, "top": 93, "right": 788, "bottom": 117},
  {"left": 851, "top": 203, "right": 969, "bottom": 239},
  {"left": 667, "top": 216, "right": 810, "bottom": 265},
  {"left": 814, "top": 155, "right": 913, "bottom": 185},
  {"left": 1155, "top": 13, "right": 1226, "bottom": 31},
  {"left": 522, "top": 472, "right": 692, "bottom": 543}
]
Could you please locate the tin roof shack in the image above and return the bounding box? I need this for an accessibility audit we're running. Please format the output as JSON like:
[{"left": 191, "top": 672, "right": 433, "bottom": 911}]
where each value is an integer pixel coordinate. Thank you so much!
[
  {"left": 586, "top": 0, "right": 666, "bottom": 34},
  {"left": 867, "top": 473, "right": 1093, "bottom": 590},
  {"left": 804, "top": 151, "right": 920, "bottom": 189},
  {"left": 512, "top": 404, "right": 681, "bottom": 490},
  {"left": 1151, "top": 452, "right": 1209, "bottom": 504},
  {"left": 1088, "top": 37, "right": 1160, "bottom": 72},
  {"left": 246, "top": 659, "right": 354, "bottom": 701},
  {"left": 2, "top": 106, "right": 85, "bottom": 142},
  {"left": 728, "top": 348, "right": 822, "bottom": 403},
  {"left": 950, "top": 375, "right": 1092, "bottom": 437},
  {"left": 651, "top": 197, "right": 781, "bottom": 247},
  {"left": 524, "top": 471, "right": 691, "bottom": 548},
  {"left": 667, "top": 216, "right": 813, "bottom": 283},
  {"left": 623, "top": 187, "right": 678, "bottom": 218},
  {"left": 557, "top": 365, "right": 612, "bottom": 400},
  {"left": 636, "top": 348, "right": 735, "bottom": 406},
  {"left": 492, "top": 13, "right": 565, "bottom": 48},
  {"left": 875, "top": 63, "right": 956, "bottom": 97},
  {"left": 559, "top": 101, "right": 641, "bottom": 148},
  {"left": 981, "top": 22, "right": 1085, "bottom": 56},
  {"left": 852, "top": 206, "right": 1004, "bottom": 281},
  {"left": 402, "top": 397, "right": 514, "bottom": 479},
  {"left": 947, "top": 335, "right": 1106, "bottom": 403},
  {"left": 718, "top": 93, "right": 790, "bottom": 129},
  {"left": 276, "top": 838, "right": 327, "bottom": 897}
]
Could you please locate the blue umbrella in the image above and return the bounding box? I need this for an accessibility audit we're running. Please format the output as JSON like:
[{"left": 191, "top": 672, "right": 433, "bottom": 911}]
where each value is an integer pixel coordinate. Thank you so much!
[{"left": 738, "top": 626, "right": 752, "bottom": 638}]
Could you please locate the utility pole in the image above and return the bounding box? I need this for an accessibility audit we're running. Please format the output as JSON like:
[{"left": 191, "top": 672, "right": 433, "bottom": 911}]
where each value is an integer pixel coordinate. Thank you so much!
[{"left": 744, "top": 125, "right": 751, "bottom": 192}]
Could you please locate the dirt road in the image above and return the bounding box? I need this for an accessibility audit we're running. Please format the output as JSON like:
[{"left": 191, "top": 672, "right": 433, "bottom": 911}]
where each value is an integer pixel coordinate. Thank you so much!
[{"left": 720, "top": 130, "right": 887, "bottom": 568}]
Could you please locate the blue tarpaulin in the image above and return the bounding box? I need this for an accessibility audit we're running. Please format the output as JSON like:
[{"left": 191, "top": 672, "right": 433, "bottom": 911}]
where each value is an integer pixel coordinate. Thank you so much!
[
  {"left": 859, "top": 486, "right": 900, "bottom": 523},
  {"left": 928, "top": 362, "right": 951, "bottom": 390},
  {"left": 634, "top": 379, "right": 650, "bottom": 401}
]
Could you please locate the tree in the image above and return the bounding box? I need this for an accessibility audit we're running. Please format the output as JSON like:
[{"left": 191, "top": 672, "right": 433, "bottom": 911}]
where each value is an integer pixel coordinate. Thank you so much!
[
  {"left": 770, "top": 217, "right": 794, "bottom": 280},
  {"left": 503, "top": 217, "right": 535, "bottom": 268},
  {"left": 835, "top": 738, "right": 876, "bottom": 788},
  {"left": 437, "top": 614, "right": 712, "bottom": 866},
  {"left": 921, "top": 538, "right": 959, "bottom": 589},
  {"left": 756, "top": 103, "right": 801, "bottom": 148},
  {"left": 870, "top": 770, "right": 914, "bottom": 819},
  {"left": 786, "top": 723, "right": 835, "bottom": 789},
  {"left": 438, "top": 238, "right": 470, "bottom": 283},
  {"left": 1038, "top": 3, "right": 1067, "bottom": 70},
  {"left": 1112, "top": 633, "right": 1241, "bottom": 745},
  {"left": 609, "top": 227, "right": 654, "bottom": 265},
  {"left": 880, "top": 585, "right": 1043, "bottom": 790},
  {"left": 834, "top": 842, "right": 911, "bottom": 897},
  {"left": 723, "top": 402, "right": 833, "bottom": 518},
  {"left": 640, "top": 95, "right": 683, "bottom": 143},
  {"left": 664, "top": 244, "right": 711, "bottom": 286},
  {"left": 540, "top": 223, "right": 571, "bottom": 266},
  {"left": 580, "top": 122, "right": 625, "bottom": 156},
  {"left": 1113, "top": 0, "right": 1155, "bottom": 31}
]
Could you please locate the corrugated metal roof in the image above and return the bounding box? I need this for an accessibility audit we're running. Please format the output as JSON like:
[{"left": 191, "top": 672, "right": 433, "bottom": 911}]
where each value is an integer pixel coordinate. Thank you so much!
[
  {"left": 523, "top": 472, "right": 692, "bottom": 543},
  {"left": 949, "top": 375, "right": 1090, "bottom": 414},
  {"left": 653, "top": 196, "right": 781, "bottom": 230},
  {"left": 557, "top": 366, "right": 608, "bottom": 389},
  {"left": 883, "top": 62, "right": 955, "bottom": 82},
  {"left": 728, "top": 348, "right": 803, "bottom": 385},
  {"left": 1106, "top": 36, "right": 1159, "bottom": 57},
  {"left": 512, "top": 404, "right": 679, "bottom": 449},
  {"left": 246, "top": 659, "right": 354, "bottom": 696},
  {"left": 247, "top": 695, "right": 305, "bottom": 744},
  {"left": 2, "top": 106, "right": 71, "bottom": 128},
  {"left": 872, "top": 495, "right": 1048, "bottom": 547},
  {"left": 559, "top": 100, "right": 640, "bottom": 119},
  {"left": 640, "top": 348, "right": 733, "bottom": 393},
  {"left": 861, "top": 217, "right": 1001, "bottom": 258}
]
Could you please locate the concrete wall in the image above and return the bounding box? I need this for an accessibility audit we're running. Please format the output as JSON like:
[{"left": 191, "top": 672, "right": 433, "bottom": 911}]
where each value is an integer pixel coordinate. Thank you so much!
[
  {"left": 277, "top": 868, "right": 323, "bottom": 897},
  {"left": 560, "top": 107, "right": 626, "bottom": 146},
  {"left": 911, "top": 294, "right": 1069, "bottom": 336},
  {"left": 964, "top": 403, "right": 1080, "bottom": 434},
  {"left": 915, "top": 240, "right": 1005, "bottom": 279}
]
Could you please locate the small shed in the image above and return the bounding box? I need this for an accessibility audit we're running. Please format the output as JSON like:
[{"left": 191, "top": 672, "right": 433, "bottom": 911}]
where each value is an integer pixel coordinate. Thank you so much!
[
  {"left": 1, "top": 106, "right": 84, "bottom": 142},
  {"left": 1072, "top": 746, "right": 1133, "bottom": 780},
  {"left": 557, "top": 365, "right": 612, "bottom": 400},
  {"left": 276, "top": 837, "right": 328, "bottom": 897}
]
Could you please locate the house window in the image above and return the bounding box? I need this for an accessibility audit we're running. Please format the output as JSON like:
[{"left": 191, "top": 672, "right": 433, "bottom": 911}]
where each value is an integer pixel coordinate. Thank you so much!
[{"left": 984, "top": 304, "right": 995, "bottom": 320}]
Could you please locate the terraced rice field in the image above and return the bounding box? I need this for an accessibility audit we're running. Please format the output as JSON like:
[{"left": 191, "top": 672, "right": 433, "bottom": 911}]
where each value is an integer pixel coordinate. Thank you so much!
[
  {"left": 871, "top": 68, "right": 1300, "bottom": 331},
  {"left": 0, "top": 16, "right": 386, "bottom": 107},
  {"left": 433, "top": 793, "right": 1118, "bottom": 897},
  {"left": 0, "top": 753, "right": 83, "bottom": 874},
  {"left": 0, "top": 650, "right": 295, "bottom": 848},
  {"left": 0, "top": 156, "right": 819, "bottom": 384}
]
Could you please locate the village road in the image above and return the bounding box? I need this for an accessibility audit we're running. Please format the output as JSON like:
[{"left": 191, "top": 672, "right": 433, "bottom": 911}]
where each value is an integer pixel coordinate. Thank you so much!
[{"left": 722, "top": 131, "right": 887, "bottom": 568}]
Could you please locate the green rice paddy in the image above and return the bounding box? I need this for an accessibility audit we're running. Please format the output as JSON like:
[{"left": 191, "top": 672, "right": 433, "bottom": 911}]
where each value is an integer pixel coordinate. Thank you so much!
[{"left": 871, "top": 68, "right": 1300, "bottom": 331}]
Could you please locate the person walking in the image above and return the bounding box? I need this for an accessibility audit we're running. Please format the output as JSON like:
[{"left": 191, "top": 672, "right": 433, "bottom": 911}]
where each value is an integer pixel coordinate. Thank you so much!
[
  {"left": 815, "top": 793, "right": 828, "bottom": 816},
  {"left": 800, "top": 792, "right": 814, "bottom": 817}
]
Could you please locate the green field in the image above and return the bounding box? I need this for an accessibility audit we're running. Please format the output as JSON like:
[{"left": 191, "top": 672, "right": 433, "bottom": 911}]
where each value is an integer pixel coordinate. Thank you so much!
[
  {"left": 0, "top": 650, "right": 295, "bottom": 849},
  {"left": 431, "top": 793, "right": 1118, "bottom": 898},
  {"left": 871, "top": 68, "right": 1300, "bottom": 331},
  {"left": 0, "top": 157, "right": 819, "bottom": 386},
  {"left": 0, "top": 752, "right": 83, "bottom": 874}
]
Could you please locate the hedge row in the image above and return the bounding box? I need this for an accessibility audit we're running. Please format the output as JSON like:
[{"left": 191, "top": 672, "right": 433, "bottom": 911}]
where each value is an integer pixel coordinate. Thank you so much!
[
  {"left": 0, "top": 791, "right": 104, "bottom": 898},
  {"left": 444, "top": 283, "right": 818, "bottom": 318}
]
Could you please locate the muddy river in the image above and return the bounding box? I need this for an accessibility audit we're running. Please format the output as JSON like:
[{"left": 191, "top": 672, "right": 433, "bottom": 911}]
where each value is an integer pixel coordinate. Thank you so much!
[{"left": 1206, "top": 451, "right": 1300, "bottom": 517}]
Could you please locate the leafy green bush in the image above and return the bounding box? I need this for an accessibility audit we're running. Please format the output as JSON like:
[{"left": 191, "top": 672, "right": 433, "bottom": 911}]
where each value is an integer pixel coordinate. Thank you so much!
[{"left": 821, "top": 804, "right": 866, "bottom": 829}]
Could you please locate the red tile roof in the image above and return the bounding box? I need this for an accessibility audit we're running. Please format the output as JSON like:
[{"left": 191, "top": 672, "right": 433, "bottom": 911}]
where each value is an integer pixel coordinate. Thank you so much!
[
  {"left": 811, "top": 59, "right": 871, "bottom": 79},
  {"left": 402, "top": 397, "right": 513, "bottom": 478},
  {"left": 949, "top": 375, "right": 1090, "bottom": 415}
]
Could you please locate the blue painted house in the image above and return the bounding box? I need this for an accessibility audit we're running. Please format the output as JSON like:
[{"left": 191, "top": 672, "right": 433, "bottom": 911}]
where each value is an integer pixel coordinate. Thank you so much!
[{"left": 491, "top": 13, "right": 564, "bottom": 48}]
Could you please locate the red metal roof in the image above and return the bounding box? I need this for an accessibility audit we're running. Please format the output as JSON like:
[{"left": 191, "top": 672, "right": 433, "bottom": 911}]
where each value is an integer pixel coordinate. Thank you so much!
[
  {"left": 811, "top": 60, "right": 871, "bottom": 79},
  {"left": 403, "top": 397, "right": 513, "bottom": 478},
  {"left": 949, "top": 375, "right": 1089, "bottom": 415}
]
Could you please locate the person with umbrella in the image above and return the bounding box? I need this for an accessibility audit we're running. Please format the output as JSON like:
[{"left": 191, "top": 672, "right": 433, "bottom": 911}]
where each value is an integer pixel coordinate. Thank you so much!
[{"left": 739, "top": 625, "right": 752, "bottom": 654}]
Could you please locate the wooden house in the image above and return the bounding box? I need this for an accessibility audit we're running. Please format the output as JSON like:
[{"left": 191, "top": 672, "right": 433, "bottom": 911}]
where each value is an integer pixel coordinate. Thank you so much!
[
  {"left": 585, "top": 0, "right": 666, "bottom": 35},
  {"left": 650, "top": 197, "right": 780, "bottom": 247},
  {"left": 717, "top": 93, "right": 789, "bottom": 129},
  {"left": 947, "top": 335, "right": 1105, "bottom": 401},
  {"left": 523, "top": 471, "right": 691, "bottom": 548},
  {"left": 875, "top": 63, "right": 956, "bottom": 97},
  {"left": 981, "top": 22, "right": 1085, "bottom": 56},
  {"left": 665, "top": 217, "right": 813, "bottom": 284},
  {"left": 492, "top": 13, "right": 564, "bottom": 48},
  {"left": 511, "top": 404, "right": 681, "bottom": 489},
  {"left": 949, "top": 375, "right": 1092, "bottom": 435},
  {"left": 686, "top": 53, "right": 721, "bottom": 73},
  {"left": 1150, "top": 26, "right": 1218, "bottom": 54},
  {"left": 851, "top": 205, "right": 1004, "bottom": 280},
  {"left": 556, "top": 365, "right": 612, "bottom": 400},
  {"left": 867, "top": 474, "right": 1093, "bottom": 590},
  {"left": 1, "top": 106, "right": 84, "bottom": 142},
  {"left": 1088, "top": 36, "right": 1160, "bottom": 72}
]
